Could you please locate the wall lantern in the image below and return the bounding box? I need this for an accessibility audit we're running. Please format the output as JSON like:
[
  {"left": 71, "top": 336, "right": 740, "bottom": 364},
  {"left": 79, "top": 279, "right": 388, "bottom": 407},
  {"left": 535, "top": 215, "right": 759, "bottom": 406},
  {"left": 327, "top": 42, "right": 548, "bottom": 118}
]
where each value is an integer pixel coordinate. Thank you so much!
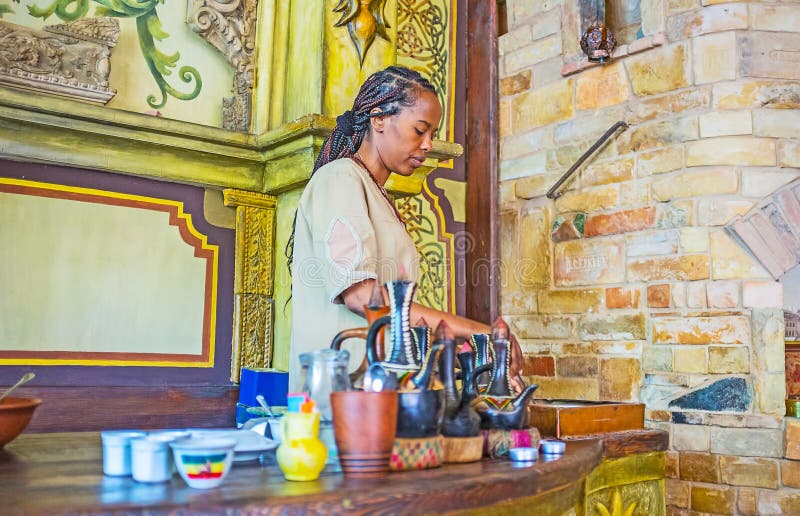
[{"left": 579, "top": 1, "right": 617, "bottom": 62}]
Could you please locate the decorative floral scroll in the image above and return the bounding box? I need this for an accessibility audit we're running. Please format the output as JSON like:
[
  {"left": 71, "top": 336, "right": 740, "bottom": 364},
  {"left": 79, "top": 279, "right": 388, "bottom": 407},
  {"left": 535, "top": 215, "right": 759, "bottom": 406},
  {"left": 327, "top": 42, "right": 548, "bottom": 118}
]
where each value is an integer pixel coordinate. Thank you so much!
[{"left": 333, "top": 0, "right": 390, "bottom": 66}]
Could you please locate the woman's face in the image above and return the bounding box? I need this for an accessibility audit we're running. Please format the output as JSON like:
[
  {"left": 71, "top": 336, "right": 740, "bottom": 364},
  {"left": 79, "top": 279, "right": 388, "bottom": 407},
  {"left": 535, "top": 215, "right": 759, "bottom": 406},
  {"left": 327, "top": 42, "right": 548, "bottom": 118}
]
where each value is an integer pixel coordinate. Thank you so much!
[{"left": 373, "top": 90, "right": 442, "bottom": 176}]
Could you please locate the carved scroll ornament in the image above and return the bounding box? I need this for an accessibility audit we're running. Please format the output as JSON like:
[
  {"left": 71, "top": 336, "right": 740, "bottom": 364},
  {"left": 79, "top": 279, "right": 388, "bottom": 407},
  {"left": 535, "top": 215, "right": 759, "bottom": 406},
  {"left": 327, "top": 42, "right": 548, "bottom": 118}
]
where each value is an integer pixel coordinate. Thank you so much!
[
  {"left": 334, "top": 0, "right": 391, "bottom": 66},
  {"left": 0, "top": 17, "right": 119, "bottom": 103},
  {"left": 188, "top": 0, "right": 257, "bottom": 131}
]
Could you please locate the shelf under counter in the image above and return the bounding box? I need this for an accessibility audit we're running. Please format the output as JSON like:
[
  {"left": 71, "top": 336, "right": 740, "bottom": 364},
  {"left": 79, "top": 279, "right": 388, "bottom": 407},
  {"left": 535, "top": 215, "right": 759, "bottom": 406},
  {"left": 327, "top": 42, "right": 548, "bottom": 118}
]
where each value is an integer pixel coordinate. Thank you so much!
[{"left": 0, "top": 430, "right": 668, "bottom": 515}]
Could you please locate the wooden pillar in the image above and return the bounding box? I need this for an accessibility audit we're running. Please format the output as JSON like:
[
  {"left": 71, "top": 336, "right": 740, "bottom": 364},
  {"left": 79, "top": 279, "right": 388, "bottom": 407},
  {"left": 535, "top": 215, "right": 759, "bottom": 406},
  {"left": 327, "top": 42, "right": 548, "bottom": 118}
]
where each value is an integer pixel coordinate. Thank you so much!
[
  {"left": 465, "top": 0, "right": 499, "bottom": 323},
  {"left": 223, "top": 189, "right": 278, "bottom": 382}
]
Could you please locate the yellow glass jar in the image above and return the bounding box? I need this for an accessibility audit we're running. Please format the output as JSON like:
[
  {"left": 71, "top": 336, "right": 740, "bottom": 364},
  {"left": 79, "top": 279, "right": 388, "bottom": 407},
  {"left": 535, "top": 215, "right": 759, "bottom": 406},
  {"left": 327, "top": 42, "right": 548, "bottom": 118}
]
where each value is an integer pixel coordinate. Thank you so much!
[{"left": 276, "top": 412, "right": 327, "bottom": 481}]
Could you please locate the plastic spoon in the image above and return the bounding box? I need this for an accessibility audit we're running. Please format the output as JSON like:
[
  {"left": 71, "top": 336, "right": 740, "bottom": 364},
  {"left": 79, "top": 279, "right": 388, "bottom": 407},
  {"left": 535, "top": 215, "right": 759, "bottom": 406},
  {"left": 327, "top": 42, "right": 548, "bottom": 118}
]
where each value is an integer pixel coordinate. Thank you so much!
[
  {"left": 255, "top": 394, "right": 274, "bottom": 417},
  {"left": 0, "top": 372, "right": 35, "bottom": 403}
]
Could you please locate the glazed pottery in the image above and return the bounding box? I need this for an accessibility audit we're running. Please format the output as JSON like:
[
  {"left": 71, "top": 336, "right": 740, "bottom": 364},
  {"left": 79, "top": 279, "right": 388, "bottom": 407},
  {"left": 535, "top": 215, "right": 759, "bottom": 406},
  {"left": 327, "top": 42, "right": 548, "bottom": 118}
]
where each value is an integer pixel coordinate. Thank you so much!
[
  {"left": 170, "top": 437, "right": 236, "bottom": 489},
  {"left": 412, "top": 318, "right": 431, "bottom": 364},
  {"left": 472, "top": 384, "right": 539, "bottom": 430},
  {"left": 0, "top": 397, "right": 41, "bottom": 448},
  {"left": 331, "top": 390, "right": 398, "bottom": 478},
  {"left": 441, "top": 350, "right": 491, "bottom": 438},
  {"left": 366, "top": 280, "right": 419, "bottom": 371},
  {"left": 276, "top": 412, "right": 328, "bottom": 481}
]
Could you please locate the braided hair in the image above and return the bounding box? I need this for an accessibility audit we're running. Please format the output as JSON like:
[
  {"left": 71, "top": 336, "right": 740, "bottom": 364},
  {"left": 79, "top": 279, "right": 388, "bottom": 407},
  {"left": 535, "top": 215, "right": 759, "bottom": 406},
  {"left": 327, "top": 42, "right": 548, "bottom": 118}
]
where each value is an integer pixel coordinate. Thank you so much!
[{"left": 285, "top": 65, "right": 437, "bottom": 276}]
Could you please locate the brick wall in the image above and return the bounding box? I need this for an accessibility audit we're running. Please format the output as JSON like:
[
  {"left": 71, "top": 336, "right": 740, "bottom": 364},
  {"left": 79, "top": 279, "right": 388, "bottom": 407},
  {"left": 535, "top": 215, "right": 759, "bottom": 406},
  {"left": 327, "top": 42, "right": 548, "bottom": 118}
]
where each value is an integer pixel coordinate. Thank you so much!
[{"left": 498, "top": 0, "right": 800, "bottom": 513}]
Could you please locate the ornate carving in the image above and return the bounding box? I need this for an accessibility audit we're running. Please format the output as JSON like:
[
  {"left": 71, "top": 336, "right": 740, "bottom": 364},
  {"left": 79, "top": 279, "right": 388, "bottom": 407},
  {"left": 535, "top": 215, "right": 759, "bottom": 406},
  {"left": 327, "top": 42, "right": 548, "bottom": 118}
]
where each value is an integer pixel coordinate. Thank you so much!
[
  {"left": 0, "top": 18, "right": 119, "bottom": 103},
  {"left": 224, "top": 189, "right": 277, "bottom": 381},
  {"left": 586, "top": 480, "right": 665, "bottom": 516},
  {"left": 188, "top": 0, "right": 257, "bottom": 131},
  {"left": 333, "top": 0, "right": 391, "bottom": 66}
]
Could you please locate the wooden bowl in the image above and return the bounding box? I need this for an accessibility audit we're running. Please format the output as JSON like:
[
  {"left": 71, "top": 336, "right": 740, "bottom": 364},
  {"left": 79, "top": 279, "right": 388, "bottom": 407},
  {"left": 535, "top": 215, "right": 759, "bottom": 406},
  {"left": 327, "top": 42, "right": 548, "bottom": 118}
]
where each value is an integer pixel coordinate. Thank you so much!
[{"left": 0, "top": 397, "right": 42, "bottom": 447}]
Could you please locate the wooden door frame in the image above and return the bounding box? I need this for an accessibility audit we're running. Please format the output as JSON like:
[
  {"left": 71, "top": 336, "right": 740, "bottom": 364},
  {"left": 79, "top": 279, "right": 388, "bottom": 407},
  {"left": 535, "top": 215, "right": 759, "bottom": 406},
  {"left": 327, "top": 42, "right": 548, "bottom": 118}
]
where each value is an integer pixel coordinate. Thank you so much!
[{"left": 465, "top": 0, "right": 500, "bottom": 324}]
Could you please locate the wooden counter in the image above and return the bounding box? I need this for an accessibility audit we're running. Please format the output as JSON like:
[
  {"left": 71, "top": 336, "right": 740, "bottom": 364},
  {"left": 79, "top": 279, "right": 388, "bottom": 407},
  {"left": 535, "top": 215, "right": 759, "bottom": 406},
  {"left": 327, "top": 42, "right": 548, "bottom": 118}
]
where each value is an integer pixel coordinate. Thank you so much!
[{"left": 0, "top": 430, "right": 668, "bottom": 515}]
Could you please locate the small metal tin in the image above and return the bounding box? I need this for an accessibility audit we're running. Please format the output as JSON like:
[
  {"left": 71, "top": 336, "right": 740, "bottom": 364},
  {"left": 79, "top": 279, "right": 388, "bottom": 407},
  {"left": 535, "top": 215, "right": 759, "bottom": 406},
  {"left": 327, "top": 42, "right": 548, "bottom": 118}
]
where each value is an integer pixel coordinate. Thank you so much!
[
  {"left": 508, "top": 447, "right": 538, "bottom": 462},
  {"left": 540, "top": 439, "right": 566, "bottom": 455}
]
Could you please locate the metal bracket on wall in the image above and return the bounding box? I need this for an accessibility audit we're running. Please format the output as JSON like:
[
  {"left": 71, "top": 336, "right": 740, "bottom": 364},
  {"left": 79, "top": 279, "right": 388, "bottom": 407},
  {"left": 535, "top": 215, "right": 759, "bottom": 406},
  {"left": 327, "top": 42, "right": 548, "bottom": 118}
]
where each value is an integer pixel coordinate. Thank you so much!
[{"left": 546, "top": 121, "right": 629, "bottom": 200}]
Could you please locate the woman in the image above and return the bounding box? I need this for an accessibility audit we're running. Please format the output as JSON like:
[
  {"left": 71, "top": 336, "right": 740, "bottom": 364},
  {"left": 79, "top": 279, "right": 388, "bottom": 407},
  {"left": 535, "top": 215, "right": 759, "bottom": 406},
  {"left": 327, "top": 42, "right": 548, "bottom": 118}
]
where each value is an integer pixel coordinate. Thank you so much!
[{"left": 287, "top": 65, "right": 523, "bottom": 389}]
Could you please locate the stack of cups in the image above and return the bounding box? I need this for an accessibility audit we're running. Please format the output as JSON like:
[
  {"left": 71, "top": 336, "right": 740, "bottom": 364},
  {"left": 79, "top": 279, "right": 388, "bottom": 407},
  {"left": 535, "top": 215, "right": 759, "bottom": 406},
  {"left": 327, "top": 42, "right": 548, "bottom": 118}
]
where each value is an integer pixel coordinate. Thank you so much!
[{"left": 330, "top": 391, "right": 398, "bottom": 478}]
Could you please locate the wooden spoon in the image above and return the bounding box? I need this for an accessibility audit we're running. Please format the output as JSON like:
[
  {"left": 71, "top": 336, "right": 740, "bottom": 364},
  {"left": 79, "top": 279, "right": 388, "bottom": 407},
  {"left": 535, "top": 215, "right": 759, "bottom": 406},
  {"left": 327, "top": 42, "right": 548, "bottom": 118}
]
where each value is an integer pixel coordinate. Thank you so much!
[{"left": 0, "top": 372, "right": 35, "bottom": 403}]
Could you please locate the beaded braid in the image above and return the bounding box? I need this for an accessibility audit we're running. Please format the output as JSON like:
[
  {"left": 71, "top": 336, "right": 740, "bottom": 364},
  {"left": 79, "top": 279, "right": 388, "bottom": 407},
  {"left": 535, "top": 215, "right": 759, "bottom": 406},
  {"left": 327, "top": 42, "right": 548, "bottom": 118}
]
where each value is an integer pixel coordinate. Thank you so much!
[{"left": 285, "top": 65, "right": 437, "bottom": 277}]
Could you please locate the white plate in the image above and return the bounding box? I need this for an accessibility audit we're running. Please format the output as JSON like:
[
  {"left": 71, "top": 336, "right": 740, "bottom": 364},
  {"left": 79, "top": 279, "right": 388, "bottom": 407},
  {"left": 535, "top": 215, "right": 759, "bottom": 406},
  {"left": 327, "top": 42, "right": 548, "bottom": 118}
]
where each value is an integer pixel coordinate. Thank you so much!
[{"left": 188, "top": 429, "right": 278, "bottom": 461}]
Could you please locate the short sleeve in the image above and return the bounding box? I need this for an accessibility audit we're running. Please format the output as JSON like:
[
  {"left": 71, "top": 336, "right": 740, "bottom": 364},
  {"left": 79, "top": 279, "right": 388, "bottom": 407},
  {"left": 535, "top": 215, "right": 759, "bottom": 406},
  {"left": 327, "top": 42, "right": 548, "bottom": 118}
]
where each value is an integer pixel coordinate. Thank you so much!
[{"left": 300, "top": 164, "right": 378, "bottom": 304}]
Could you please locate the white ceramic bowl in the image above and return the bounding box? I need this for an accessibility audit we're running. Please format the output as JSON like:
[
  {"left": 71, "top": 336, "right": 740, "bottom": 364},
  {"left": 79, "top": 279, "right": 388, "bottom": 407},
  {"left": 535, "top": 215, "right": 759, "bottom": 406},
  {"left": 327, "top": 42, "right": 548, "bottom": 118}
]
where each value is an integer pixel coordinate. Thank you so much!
[{"left": 169, "top": 438, "right": 236, "bottom": 489}]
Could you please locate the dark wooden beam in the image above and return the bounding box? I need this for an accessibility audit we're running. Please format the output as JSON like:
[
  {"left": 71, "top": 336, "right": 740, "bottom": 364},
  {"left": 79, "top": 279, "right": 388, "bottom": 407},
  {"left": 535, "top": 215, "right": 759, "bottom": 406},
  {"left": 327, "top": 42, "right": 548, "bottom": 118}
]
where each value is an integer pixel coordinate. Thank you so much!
[{"left": 465, "top": 0, "right": 500, "bottom": 323}]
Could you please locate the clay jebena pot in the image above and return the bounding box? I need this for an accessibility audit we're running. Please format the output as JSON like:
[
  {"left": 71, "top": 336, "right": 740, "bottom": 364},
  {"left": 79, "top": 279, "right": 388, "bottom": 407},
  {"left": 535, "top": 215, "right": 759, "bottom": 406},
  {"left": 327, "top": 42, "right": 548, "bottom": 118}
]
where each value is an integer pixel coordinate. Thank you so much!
[{"left": 396, "top": 388, "right": 445, "bottom": 438}]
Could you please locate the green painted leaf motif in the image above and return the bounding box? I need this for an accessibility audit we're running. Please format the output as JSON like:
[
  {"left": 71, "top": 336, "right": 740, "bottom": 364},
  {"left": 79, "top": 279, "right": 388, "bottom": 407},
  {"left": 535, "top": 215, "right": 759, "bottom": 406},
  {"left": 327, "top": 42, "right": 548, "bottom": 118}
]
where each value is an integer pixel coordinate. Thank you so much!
[{"left": 0, "top": 3, "right": 14, "bottom": 16}]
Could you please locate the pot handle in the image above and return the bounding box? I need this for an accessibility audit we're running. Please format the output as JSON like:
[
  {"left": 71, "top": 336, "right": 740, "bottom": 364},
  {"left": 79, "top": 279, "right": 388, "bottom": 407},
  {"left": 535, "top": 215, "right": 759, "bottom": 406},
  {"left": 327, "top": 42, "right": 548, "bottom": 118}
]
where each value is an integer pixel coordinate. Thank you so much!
[{"left": 366, "top": 315, "right": 391, "bottom": 365}]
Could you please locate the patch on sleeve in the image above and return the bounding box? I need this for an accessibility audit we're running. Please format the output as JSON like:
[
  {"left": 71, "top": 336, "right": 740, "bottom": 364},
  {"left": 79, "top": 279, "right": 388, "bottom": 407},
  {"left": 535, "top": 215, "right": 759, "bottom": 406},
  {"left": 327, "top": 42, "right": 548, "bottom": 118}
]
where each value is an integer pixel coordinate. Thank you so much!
[{"left": 324, "top": 217, "right": 362, "bottom": 271}]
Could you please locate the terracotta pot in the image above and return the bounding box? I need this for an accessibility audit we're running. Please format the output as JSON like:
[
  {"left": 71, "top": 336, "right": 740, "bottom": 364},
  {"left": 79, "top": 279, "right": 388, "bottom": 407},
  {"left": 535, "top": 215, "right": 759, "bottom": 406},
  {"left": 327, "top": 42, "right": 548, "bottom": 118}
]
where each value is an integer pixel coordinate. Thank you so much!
[
  {"left": 0, "top": 397, "right": 41, "bottom": 447},
  {"left": 331, "top": 391, "right": 398, "bottom": 478}
]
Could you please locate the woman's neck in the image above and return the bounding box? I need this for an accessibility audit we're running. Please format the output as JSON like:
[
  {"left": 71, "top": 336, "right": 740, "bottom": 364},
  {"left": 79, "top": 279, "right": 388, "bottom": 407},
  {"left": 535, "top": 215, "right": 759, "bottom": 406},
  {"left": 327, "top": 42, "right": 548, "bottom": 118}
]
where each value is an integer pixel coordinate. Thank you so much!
[{"left": 355, "top": 144, "right": 390, "bottom": 185}]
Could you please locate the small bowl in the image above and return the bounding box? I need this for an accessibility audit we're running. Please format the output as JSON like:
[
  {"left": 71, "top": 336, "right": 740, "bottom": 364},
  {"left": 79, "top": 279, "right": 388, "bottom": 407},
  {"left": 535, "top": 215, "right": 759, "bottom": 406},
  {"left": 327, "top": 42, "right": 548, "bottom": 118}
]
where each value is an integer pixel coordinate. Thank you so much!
[
  {"left": 0, "top": 397, "right": 42, "bottom": 448},
  {"left": 509, "top": 447, "right": 538, "bottom": 462},
  {"left": 170, "top": 438, "right": 236, "bottom": 489},
  {"left": 540, "top": 439, "right": 566, "bottom": 455}
]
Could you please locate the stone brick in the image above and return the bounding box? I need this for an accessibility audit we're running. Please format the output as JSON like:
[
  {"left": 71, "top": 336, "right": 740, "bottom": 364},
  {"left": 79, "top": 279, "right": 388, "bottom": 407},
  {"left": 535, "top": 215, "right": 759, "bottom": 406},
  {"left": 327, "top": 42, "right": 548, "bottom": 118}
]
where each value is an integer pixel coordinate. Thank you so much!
[
  {"left": 637, "top": 146, "right": 683, "bottom": 177},
  {"left": 606, "top": 287, "right": 640, "bottom": 309},
  {"left": 500, "top": 210, "right": 520, "bottom": 292},
  {"left": 649, "top": 409, "right": 673, "bottom": 423},
  {"left": 538, "top": 289, "right": 604, "bottom": 314},
  {"left": 780, "top": 141, "right": 800, "bottom": 168},
  {"left": 512, "top": 79, "right": 573, "bottom": 132},
  {"left": 785, "top": 418, "right": 800, "bottom": 460},
  {"left": 756, "top": 374, "right": 786, "bottom": 416},
  {"left": 652, "top": 168, "right": 738, "bottom": 201},
  {"left": 620, "top": 181, "right": 652, "bottom": 206},
  {"left": 499, "top": 25, "right": 532, "bottom": 55},
  {"left": 710, "top": 427, "right": 784, "bottom": 458},
  {"left": 691, "top": 485, "right": 734, "bottom": 515},
  {"left": 710, "top": 230, "right": 771, "bottom": 279},
  {"left": 500, "top": 70, "right": 532, "bottom": 97},
  {"left": 758, "top": 490, "right": 800, "bottom": 516},
  {"left": 554, "top": 237, "right": 625, "bottom": 286},
  {"left": 703, "top": 413, "right": 782, "bottom": 429},
  {"left": 706, "top": 281, "right": 739, "bottom": 308},
  {"left": 652, "top": 316, "right": 750, "bottom": 345},
  {"left": 659, "top": 200, "right": 695, "bottom": 229},
  {"left": 581, "top": 157, "right": 634, "bottom": 188},
  {"left": 742, "top": 281, "right": 783, "bottom": 309},
  {"left": 647, "top": 284, "right": 671, "bottom": 308},
  {"left": 627, "top": 255, "right": 710, "bottom": 282},
  {"left": 751, "top": 5, "right": 800, "bottom": 33},
  {"left": 643, "top": 346, "right": 673, "bottom": 372},
  {"left": 625, "top": 43, "right": 690, "bottom": 97},
  {"left": 626, "top": 230, "right": 680, "bottom": 257},
  {"left": 781, "top": 459, "right": 800, "bottom": 488},
  {"left": 576, "top": 62, "right": 630, "bottom": 110},
  {"left": 554, "top": 107, "right": 625, "bottom": 144},
  {"left": 667, "top": 0, "right": 698, "bottom": 15},
  {"left": 557, "top": 356, "right": 598, "bottom": 377},
  {"left": 599, "top": 358, "right": 642, "bottom": 401},
  {"left": 507, "top": 0, "right": 558, "bottom": 24},
  {"left": 699, "top": 111, "right": 752, "bottom": 138},
  {"left": 500, "top": 151, "right": 547, "bottom": 181},
  {"left": 505, "top": 35, "right": 562, "bottom": 73},
  {"left": 518, "top": 207, "right": 551, "bottom": 288},
  {"left": 501, "top": 128, "right": 553, "bottom": 161},
  {"left": 517, "top": 340, "right": 552, "bottom": 356},
  {"left": 508, "top": 315, "right": 573, "bottom": 340},
  {"left": 737, "top": 487, "right": 757, "bottom": 516},
  {"left": 591, "top": 341, "right": 641, "bottom": 356},
  {"left": 585, "top": 207, "right": 655, "bottom": 237},
  {"left": 551, "top": 137, "right": 617, "bottom": 170},
  {"left": 579, "top": 313, "right": 645, "bottom": 341},
  {"left": 667, "top": 479, "right": 688, "bottom": 508},
  {"left": 698, "top": 199, "right": 753, "bottom": 226},
  {"left": 514, "top": 173, "right": 562, "bottom": 199},
  {"left": 714, "top": 80, "right": 800, "bottom": 110},
  {"left": 687, "top": 281, "right": 706, "bottom": 308},
  {"left": 679, "top": 227, "right": 708, "bottom": 254},
  {"left": 753, "top": 109, "right": 800, "bottom": 139},
  {"left": 708, "top": 346, "right": 749, "bottom": 374},
  {"left": 530, "top": 7, "right": 561, "bottom": 40},
  {"left": 618, "top": 117, "right": 698, "bottom": 155},
  {"left": 719, "top": 456, "right": 779, "bottom": 488},
  {"left": 556, "top": 185, "right": 619, "bottom": 213},
  {"left": 741, "top": 32, "right": 800, "bottom": 81},
  {"left": 692, "top": 31, "right": 737, "bottom": 85},
  {"left": 629, "top": 88, "right": 710, "bottom": 124},
  {"left": 533, "top": 57, "right": 563, "bottom": 88},
  {"left": 523, "top": 355, "right": 555, "bottom": 377},
  {"left": 674, "top": 347, "right": 707, "bottom": 373},
  {"left": 741, "top": 169, "right": 800, "bottom": 198},
  {"left": 673, "top": 424, "right": 709, "bottom": 452},
  {"left": 531, "top": 377, "right": 600, "bottom": 401},
  {"left": 686, "top": 137, "right": 776, "bottom": 167},
  {"left": 500, "top": 291, "right": 537, "bottom": 315},
  {"left": 499, "top": 99, "right": 512, "bottom": 138},
  {"left": 668, "top": 4, "right": 747, "bottom": 40},
  {"left": 672, "top": 284, "right": 686, "bottom": 307},
  {"left": 751, "top": 308, "right": 787, "bottom": 374},
  {"left": 679, "top": 452, "right": 720, "bottom": 483}
]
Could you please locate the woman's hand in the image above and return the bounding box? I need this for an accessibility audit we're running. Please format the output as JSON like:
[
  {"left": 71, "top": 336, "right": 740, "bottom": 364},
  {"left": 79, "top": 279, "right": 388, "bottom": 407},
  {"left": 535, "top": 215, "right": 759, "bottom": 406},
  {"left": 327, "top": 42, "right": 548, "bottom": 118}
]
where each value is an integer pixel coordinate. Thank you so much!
[{"left": 508, "top": 333, "right": 526, "bottom": 394}]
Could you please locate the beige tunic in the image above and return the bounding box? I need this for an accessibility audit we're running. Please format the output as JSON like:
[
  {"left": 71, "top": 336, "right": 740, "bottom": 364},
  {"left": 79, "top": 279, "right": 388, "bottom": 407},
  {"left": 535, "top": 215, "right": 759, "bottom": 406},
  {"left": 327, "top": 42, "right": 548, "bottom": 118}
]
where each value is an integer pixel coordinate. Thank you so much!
[{"left": 289, "top": 158, "right": 420, "bottom": 389}]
